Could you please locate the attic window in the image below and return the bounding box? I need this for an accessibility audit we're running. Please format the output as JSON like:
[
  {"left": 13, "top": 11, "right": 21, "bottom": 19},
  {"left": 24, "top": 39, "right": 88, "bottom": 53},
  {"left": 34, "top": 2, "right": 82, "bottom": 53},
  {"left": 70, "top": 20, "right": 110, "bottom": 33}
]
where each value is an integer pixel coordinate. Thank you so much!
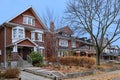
[{"left": 23, "top": 15, "right": 35, "bottom": 26}]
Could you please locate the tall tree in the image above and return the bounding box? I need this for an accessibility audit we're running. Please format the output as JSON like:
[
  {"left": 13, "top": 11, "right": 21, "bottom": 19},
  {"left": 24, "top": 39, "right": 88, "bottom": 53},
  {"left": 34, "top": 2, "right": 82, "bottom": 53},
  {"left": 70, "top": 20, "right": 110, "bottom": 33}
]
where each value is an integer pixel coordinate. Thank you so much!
[{"left": 65, "top": 0, "right": 120, "bottom": 65}]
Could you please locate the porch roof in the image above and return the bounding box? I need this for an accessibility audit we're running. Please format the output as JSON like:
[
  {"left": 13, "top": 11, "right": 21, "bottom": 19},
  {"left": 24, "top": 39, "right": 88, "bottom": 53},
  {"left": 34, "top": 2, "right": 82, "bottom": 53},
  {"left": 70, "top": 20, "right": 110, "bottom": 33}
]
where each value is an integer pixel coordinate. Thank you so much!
[{"left": 7, "top": 38, "right": 38, "bottom": 47}]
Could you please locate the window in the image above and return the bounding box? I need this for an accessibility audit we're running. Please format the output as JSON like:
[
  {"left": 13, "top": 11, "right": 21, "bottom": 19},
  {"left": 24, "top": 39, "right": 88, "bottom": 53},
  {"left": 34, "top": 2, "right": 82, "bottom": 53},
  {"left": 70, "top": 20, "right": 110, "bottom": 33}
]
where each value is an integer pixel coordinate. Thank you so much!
[
  {"left": 31, "top": 30, "right": 43, "bottom": 41},
  {"left": 37, "top": 47, "right": 45, "bottom": 57},
  {"left": 12, "top": 27, "right": 25, "bottom": 42},
  {"left": 18, "top": 29, "right": 24, "bottom": 38},
  {"left": 23, "top": 15, "right": 35, "bottom": 25},
  {"left": 13, "top": 29, "right": 17, "bottom": 38},
  {"left": 31, "top": 32, "right": 35, "bottom": 41},
  {"left": 72, "top": 41, "right": 76, "bottom": 48},
  {"left": 59, "top": 39, "right": 68, "bottom": 47},
  {"left": 38, "top": 33, "right": 42, "bottom": 41}
]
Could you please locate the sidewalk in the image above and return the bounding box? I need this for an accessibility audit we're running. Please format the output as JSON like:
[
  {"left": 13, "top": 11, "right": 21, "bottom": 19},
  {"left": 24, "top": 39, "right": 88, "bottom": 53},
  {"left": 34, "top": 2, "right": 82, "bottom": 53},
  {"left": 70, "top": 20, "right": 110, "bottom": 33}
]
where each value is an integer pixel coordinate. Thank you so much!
[
  {"left": 20, "top": 71, "right": 52, "bottom": 80},
  {"left": 64, "top": 70, "right": 120, "bottom": 80}
]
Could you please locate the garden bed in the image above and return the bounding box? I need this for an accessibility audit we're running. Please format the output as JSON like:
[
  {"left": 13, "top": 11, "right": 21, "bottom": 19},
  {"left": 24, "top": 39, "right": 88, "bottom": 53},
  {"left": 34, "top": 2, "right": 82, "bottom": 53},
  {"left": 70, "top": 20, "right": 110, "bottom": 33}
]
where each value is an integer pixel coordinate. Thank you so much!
[
  {"left": 41, "top": 63, "right": 120, "bottom": 79},
  {"left": 43, "top": 65, "right": 91, "bottom": 74}
]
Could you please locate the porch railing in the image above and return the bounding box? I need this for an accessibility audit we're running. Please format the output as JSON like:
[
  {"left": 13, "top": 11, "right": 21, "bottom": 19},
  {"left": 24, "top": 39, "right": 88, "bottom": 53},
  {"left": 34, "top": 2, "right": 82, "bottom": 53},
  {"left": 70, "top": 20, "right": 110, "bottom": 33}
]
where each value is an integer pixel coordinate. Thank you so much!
[
  {"left": 27, "top": 55, "right": 32, "bottom": 64},
  {"left": 17, "top": 55, "right": 24, "bottom": 67}
]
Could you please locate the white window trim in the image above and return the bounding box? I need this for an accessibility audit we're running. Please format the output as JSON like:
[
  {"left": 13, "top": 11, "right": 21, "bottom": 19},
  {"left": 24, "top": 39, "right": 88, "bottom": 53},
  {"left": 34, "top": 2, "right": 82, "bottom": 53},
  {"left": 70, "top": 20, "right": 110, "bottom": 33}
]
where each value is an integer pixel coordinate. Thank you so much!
[
  {"left": 23, "top": 15, "right": 35, "bottom": 26},
  {"left": 59, "top": 39, "right": 68, "bottom": 47},
  {"left": 12, "top": 26, "right": 25, "bottom": 43},
  {"left": 31, "top": 32, "right": 35, "bottom": 41},
  {"left": 32, "top": 30, "right": 43, "bottom": 34},
  {"left": 37, "top": 46, "right": 45, "bottom": 57},
  {"left": 31, "top": 30, "right": 44, "bottom": 42},
  {"left": 72, "top": 41, "right": 76, "bottom": 48},
  {"left": 38, "top": 33, "right": 42, "bottom": 42}
]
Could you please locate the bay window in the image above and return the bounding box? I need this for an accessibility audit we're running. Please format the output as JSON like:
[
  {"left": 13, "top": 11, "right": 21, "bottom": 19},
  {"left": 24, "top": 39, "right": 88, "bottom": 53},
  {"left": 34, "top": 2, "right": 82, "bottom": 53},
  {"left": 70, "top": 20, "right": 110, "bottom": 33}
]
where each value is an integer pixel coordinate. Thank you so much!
[
  {"left": 31, "top": 32, "right": 35, "bottom": 41},
  {"left": 38, "top": 33, "right": 42, "bottom": 41},
  {"left": 31, "top": 30, "right": 43, "bottom": 42},
  {"left": 12, "top": 27, "right": 25, "bottom": 42}
]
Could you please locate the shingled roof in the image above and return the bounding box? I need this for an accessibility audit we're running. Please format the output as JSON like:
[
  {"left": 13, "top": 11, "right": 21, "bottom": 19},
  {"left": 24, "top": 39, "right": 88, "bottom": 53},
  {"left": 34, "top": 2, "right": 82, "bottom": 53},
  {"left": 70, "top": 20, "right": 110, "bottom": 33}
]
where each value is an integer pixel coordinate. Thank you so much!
[{"left": 56, "top": 26, "right": 73, "bottom": 35}]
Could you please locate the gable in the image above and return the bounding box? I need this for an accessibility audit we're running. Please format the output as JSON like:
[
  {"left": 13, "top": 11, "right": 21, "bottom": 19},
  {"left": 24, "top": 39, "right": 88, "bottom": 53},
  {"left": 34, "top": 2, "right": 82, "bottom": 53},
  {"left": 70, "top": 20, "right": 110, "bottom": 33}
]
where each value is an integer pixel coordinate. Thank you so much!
[
  {"left": 57, "top": 26, "right": 73, "bottom": 35},
  {"left": 62, "top": 27, "right": 73, "bottom": 34},
  {"left": 18, "top": 39, "right": 36, "bottom": 47},
  {"left": 9, "top": 7, "right": 47, "bottom": 30}
]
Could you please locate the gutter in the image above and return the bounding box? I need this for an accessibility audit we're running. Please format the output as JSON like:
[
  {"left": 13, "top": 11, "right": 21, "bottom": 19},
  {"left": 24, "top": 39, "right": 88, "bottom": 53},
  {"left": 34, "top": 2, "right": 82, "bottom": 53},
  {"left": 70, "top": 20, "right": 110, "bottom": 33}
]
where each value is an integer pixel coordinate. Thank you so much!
[{"left": 4, "top": 25, "right": 7, "bottom": 68}]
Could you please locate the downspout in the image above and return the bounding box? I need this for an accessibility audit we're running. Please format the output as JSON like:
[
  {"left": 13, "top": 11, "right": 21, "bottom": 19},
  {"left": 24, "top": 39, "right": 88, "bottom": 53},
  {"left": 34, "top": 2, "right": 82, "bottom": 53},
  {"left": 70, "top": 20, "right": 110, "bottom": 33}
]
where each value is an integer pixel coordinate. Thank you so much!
[{"left": 4, "top": 26, "right": 7, "bottom": 68}]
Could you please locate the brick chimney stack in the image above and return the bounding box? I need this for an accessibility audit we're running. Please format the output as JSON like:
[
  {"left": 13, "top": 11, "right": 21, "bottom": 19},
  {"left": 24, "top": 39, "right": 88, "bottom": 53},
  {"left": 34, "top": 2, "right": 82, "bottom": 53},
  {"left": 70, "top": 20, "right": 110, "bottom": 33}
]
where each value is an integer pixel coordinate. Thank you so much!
[{"left": 50, "top": 21, "right": 54, "bottom": 32}]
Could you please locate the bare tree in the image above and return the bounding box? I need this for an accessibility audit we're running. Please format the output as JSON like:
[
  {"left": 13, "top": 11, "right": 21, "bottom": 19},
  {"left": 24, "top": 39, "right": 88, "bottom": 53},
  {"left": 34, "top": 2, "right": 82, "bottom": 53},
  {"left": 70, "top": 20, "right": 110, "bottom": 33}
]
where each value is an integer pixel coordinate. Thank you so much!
[
  {"left": 41, "top": 7, "right": 64, "bottom": 29},
  {"left": 42, "top": 8, "right": 63, "bottom": 65},
  {"left": 65, "top": 0, "right": 120, "bottom": 65}
]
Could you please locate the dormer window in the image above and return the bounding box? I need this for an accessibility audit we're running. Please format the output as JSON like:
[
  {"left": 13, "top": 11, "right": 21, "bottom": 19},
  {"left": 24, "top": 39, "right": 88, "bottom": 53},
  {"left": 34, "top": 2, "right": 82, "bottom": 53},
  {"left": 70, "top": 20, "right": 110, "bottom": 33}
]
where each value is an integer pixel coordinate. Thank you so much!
[{"left": 23, "top": 15, "right": 35, "bottom": 26}]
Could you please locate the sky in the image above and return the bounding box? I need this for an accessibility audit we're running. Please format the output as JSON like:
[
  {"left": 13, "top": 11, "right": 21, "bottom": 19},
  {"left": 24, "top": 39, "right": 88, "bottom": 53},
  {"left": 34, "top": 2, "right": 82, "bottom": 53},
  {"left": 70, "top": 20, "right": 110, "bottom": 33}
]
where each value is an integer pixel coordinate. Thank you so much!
[
  {"left": 0, "top": 0, "right": 120, "bottom": 46},
  {"left": 0, "top": 0, "right": 67, "bottom": 25}
]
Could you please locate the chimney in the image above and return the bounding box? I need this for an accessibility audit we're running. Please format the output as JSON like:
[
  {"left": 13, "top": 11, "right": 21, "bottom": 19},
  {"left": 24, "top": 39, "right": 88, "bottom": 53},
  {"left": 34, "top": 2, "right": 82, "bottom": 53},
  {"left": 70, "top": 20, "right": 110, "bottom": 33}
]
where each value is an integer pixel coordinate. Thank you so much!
[{"left": 50, "top": 21, "right": 54, "bottom": 32}]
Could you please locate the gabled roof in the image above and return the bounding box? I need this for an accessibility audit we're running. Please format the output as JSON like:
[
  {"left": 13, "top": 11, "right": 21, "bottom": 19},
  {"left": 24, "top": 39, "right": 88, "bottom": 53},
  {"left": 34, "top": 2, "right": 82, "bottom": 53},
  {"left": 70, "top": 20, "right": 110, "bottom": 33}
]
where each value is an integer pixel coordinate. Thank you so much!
[
  {"left": 14, "top": 38, "right": 38, "bottom": 46},
  {"left": 0, "top": 6, "right": 48, "bottom": 30},
  {"left": 56, "top": 26, "right": 73, "bottom": 34},
  {"left": 7, "top": 38, "right": 38, "bottom": 47}
]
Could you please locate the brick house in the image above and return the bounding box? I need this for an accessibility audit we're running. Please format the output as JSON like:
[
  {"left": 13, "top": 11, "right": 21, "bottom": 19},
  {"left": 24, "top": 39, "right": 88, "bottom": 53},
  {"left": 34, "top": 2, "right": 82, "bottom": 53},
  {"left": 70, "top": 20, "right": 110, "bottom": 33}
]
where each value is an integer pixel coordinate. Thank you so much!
[
  {"left": 0, "top": 7, "right": 48, "bottom": 67},
  {"left": 0, "top": 6, "right": 95, "bottom": 68},
  {"left": 48, "top": 22, "right": 96, "bottom": 57}
]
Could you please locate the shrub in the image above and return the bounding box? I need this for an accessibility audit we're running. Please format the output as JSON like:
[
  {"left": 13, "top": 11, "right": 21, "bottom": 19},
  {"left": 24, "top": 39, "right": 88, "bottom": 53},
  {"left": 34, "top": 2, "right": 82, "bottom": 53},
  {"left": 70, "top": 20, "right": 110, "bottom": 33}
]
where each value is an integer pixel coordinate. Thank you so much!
[
  {"left": 0, "top": 70, "right": 5, "bottom": 78},
  {"left": 4, "top": 67, "right": 20, "bottom": 78},
  {"left": 59, "top": 56, "right": 96, "bottom": 68},
  {"left": 45, "top": 56, "right": 56, "bottom": 63},
  {"left": 29, "top": 51, "right": 43, "bottom": 66}
]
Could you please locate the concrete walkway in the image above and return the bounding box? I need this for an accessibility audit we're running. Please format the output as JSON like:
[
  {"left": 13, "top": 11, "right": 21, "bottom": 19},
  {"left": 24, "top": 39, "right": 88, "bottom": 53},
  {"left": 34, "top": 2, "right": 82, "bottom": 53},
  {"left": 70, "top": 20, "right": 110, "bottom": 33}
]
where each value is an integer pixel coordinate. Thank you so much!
[
  {"left": 20, "top": 71, "right": 52, "bottom": 80},
  {"left": 64, "top": 70, "right": 120, "bottom": 80}
]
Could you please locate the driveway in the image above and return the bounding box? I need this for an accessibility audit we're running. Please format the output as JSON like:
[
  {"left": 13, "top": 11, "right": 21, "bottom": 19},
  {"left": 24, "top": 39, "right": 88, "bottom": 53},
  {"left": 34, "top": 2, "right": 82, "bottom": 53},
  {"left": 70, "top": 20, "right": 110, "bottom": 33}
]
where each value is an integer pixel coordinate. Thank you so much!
[{"left": 20, "top": 71, "right": 52, "bottom": 80}]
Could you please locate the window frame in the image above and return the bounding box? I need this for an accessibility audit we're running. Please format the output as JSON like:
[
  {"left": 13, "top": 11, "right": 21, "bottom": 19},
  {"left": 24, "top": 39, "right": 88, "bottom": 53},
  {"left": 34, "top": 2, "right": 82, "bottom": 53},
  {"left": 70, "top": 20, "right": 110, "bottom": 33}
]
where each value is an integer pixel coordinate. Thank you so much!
[
  {"left": 59, "top": 39, "right": 68, "bottom": 47},
  {"left": 31, "top": 30, "right": 44, "bottom": 42},
  {"left": 31, "top": 32, "right": 35, "bottom": 41},
  {"left": 12, "top": 26, "right": 25, "bottom": 43},
  {"left": 38, "top": 33, "right": 42, "bottom": 41},
  {"left": 12, "top": 27, "right": 25, "bottom": 39},
  {"left": 23, "top": 15, "right": 35, "bottom": 26},
  {"left": 72, "top": 41, "right": 76, "bottom": 48}
]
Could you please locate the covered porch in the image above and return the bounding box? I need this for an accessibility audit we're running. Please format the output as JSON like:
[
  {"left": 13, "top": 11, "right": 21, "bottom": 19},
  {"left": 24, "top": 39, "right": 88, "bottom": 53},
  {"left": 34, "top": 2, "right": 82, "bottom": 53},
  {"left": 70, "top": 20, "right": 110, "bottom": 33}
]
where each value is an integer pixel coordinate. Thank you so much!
[
  {"left": 7, "top": 38, "right": 38, "bottom": 61},
  {"left": 73, "top": 46, "right": 96, "bottom": 57}
]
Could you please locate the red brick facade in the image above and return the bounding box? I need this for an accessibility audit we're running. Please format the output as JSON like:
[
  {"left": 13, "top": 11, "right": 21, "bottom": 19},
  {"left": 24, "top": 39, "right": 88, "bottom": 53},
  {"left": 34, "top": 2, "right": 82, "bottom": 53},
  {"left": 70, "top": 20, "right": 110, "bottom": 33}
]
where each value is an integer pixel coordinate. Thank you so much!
[
  {"left": 0, "top": 7, "right": 48, "bottom": 62},
  {"left": 0, "top": 7, "right": 95, "bottom": 63}
]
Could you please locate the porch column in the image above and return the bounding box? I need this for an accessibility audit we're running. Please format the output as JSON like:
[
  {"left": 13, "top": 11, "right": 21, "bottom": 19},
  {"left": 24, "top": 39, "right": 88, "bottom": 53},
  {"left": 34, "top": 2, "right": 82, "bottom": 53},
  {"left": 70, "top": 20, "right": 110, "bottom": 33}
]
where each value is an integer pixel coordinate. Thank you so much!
[
  {"left": 11, "top": 45, "right": 18, "bottom": 63},
  {"left": 86, "top": 51, "right": 88, "bottom": 57},
  {"left": 12, "top": 45, "right": 18, "bottom": 52},
  {"left": 76, "top": 51, "right": 80, "bottom": 56},
  {"left": 34, "top": 46, "right": 37, "bottom": 52}
]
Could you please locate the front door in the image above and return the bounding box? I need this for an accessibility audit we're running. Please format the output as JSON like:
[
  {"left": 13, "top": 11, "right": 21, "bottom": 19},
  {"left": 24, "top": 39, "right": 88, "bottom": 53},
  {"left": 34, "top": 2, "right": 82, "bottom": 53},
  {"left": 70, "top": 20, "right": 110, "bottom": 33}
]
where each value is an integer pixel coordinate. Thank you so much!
[{"left": 18, "top": 47, "right": 33, "bottom": 60}]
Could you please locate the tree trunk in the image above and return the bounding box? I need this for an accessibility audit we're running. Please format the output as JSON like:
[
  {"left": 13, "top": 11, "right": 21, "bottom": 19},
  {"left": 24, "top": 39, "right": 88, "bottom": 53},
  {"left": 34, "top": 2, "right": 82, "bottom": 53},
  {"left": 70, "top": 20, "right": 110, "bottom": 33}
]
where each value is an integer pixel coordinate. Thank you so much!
[{"left": 96, "top": 52, "right": 100, "bottom": 66}]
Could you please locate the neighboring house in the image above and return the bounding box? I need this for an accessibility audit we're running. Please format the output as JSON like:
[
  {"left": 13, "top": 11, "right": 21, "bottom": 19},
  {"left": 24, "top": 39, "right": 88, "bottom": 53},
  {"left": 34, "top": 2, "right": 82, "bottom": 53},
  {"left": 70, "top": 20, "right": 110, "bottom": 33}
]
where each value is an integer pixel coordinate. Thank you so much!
[
  {"left": 0, "top": 6, "right": 48, "bottom": 67},
  {"left": 103, "top": 45, "right": 120, "bottom": 60},
  {"left": 48, "top": 22, "right": 96, "bottom": 57}
]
